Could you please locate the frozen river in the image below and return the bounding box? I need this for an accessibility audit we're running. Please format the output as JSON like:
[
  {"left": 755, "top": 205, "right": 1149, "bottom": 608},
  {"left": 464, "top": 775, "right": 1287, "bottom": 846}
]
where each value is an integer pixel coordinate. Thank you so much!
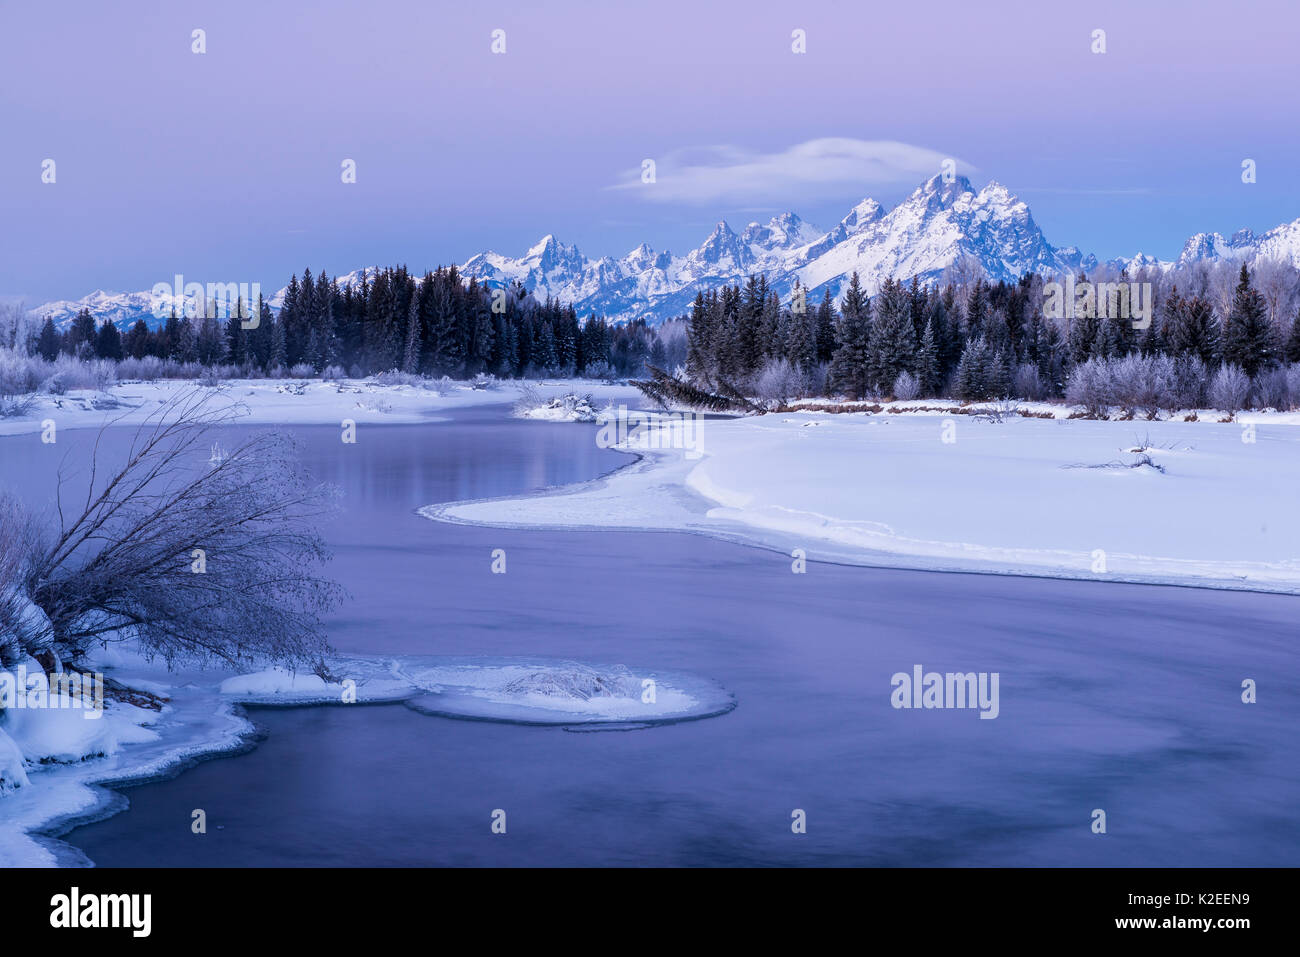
[{"left": 4, "top": 403, "right": 1297, "bottom": 866}]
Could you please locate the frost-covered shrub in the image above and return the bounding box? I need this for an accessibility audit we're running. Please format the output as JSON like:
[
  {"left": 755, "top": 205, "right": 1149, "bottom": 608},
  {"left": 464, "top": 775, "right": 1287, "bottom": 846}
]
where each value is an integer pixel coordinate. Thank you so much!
[
  {"left": 0, "top": 349, "right": 45, "bottom": 396},
  {"left": 1111, "top": 353, "right": 1174, "bottom": 418},
  {"left": 580, "top": 360, "right": 613, "bottom": 381},
  {"left": 752, "top": 358, "right": 806, "bottom": 405},
  {"left": 513, "top": 382, "right": 542, "bottom": 413},
  {"left": 1251, "top": 367, "right": 1289, "bottom": 410},
  {"left": 1065, "top": 357, "right": 1114, "bottom": 417},
  {"left": 118, "top": 355, "right": 165, "bottom": 382},
  {"left": 1011, "top": 363, "right": 1048, "bottom": 401},
  {"left": 1286, "top": 364, "right": 1300, "bottom": 411},
  {"left": 892, "top": 370, "right": 920, "bottom": 401},
  {"left": 804, "top": 362, "right": 830, "bottom": 398},
  {"left": 371, "top": 370, "right": 426, "bottom": 388},
  {"left": 0, "top": 395, "right": 37, "bottom": 418},
  {"left": 1208, "top": 363, "right": 1250, "bottom": 414},
  {"left": 321, "top": 365, "right": 347, "bottom": 382},
  {"left": 41, "top": 355, "right": 117, "bottom": 394},
  {"left": 1162, "top": 355, "right": 1208, "bottom": 411},
  {"left": 472, "top": 372, "right": 499, "bottom": 390},
  {"left": 288, "top": 363, "right": 316, "bottom": 379}
]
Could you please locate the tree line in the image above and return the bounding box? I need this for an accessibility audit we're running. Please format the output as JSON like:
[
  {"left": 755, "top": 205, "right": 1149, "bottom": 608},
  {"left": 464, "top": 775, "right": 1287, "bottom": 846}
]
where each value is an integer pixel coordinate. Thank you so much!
[
  {"left": 27, "top": 266, "right": 673, "bottom": 380},
  {"left": 682, "top": 264, "right": 1300, "bottom": 403}
]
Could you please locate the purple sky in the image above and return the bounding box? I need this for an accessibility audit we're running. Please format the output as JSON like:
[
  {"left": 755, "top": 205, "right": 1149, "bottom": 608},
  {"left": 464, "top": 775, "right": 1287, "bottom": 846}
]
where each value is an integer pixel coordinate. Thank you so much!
[{"left": 3, "top": 0, "right": 1298, "bottom": 303}]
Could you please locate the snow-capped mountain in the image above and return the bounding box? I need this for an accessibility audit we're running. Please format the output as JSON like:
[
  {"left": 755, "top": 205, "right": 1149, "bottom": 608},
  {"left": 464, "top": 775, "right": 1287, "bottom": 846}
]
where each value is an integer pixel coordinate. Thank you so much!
[
  {"left": 29, "top": 289, "right": 161, "bottom": 330},
  {"left": 458, "top": 174, "right": 1096, "bottom": 321},
  {"left": 29, "top": 173, "right": 1300, "bottom": 328}
]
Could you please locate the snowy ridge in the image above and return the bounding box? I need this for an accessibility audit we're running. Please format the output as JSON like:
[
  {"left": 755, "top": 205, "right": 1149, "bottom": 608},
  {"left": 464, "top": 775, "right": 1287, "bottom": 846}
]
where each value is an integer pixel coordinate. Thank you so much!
[{"left": 29, "top": 173, "right": 1300, "bottom": 328}]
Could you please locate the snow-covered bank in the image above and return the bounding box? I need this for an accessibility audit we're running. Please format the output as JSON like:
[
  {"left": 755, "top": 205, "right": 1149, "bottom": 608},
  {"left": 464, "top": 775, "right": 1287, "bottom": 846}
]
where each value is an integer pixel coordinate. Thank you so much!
[
  {"left": 0, "top": 376, "right": 647, "bottom": 437},
  {"left": 0, "top": 646, "right": 731, "bottom": 866},
  {"left": 426, "top": 407, "right": 1300, "bottom": 593}
]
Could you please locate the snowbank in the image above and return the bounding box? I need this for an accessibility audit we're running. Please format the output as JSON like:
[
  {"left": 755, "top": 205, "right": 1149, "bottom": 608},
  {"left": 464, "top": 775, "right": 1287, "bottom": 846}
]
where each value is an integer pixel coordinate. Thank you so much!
[
  {"left": 3, "top": 698, "right": 159, "bottom": 764},
  {"left": 0, "top": 376, "right": 647, "bottom": 437},
  {"left": 0, "top": 728, "right": 27, "bottom": 793},
  {"left": 427, "top": 409, "right": 1300, "bottom": 593}
]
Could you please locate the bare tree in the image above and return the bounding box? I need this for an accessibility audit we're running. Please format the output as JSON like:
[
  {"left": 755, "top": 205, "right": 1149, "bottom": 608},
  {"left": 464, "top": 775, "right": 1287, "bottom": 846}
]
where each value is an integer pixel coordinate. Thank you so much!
[
  {"left": 23, "top": 389, "right": 343, "bottom": 669},
  {"left": 0, "top": 493, "right": 48, "bottom": 667},
  {"left": 1251, "top": 256, "right": 1297, "bottom": 328}
]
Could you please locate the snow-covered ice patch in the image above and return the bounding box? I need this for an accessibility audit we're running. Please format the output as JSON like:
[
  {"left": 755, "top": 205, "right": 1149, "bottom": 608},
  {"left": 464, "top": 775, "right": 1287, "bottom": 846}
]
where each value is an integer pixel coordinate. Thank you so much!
[{"left": 399, "top": 656, "right": 735, "bottom": 726}]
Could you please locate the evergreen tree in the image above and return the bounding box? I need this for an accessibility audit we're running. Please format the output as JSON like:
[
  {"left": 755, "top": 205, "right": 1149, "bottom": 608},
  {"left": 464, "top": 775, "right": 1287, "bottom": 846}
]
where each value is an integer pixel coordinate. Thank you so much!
[
  {"left": 225, "top": 299, "right": 247, "bottom": 366},
  {"left": 174, "top": 317, "right": 198, "bottom": 363},
  {"left": 686, "top": 291, "right": 713, "bottom": 382},
  {"left": 36, "top": 317, "right": 59, "bottom": 360},
  {"left": 953, "top": 336, "right": 991, "bottom": 400},
  {"left": 915, "top": 318, "right": 940, "bottom": 395},
  {"left": 1165, "top": 293, "right": 1218, "bottom": 364},
  {"left": 269, "top": 316, "right": 287, "bottom": 370},
  {"left": 866, "top": 277, "right": 916, "bottom": 394},
  {"left": 1287, "top": 306, "right": 1300, "bottom": 364},
  {"left": 94, "top": 320, "right": 123, "bottom": 361},
  {"left": 964, "top": 280, "right": 988, "bottom": 342},
  {"left": 161, "top": 309, "right": 181, "bottom": 362},
  {"left": 1222, "top": 264, "right": 1275, "bottom": 375},
  {"left": 402, "top": 294, "right": 422, "bottom": 373},
  {"left": 814, "top": 287, "right": 837, "bottom": 364},
  {"left": 67, "top": 308, "right": 97, "bottom": 356},
  {"left": 828, "top": 273, "right": 873, "bottom": 399}
]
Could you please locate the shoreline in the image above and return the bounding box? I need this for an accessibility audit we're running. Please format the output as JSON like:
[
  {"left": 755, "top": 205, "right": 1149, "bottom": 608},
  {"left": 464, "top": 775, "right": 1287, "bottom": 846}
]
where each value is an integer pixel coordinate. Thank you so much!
[
  {"left": 6, "top": 388, "right": 1300, "bottom": 867},
  {"left": 425, "top": 412, "right": 1300, "bottom": 597}
]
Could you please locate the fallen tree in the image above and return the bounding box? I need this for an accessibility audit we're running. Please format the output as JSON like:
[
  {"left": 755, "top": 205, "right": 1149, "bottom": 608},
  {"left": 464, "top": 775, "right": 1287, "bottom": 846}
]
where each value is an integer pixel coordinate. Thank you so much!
[{"left": 630, "top": 366, "right": 761, "bottom": 413}]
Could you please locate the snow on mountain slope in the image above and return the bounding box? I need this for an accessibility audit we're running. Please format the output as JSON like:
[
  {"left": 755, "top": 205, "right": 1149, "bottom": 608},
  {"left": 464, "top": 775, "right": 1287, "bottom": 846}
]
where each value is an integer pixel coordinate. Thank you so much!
[{"left": 30, "top": 176, "right": 1300, "bottom": 328}]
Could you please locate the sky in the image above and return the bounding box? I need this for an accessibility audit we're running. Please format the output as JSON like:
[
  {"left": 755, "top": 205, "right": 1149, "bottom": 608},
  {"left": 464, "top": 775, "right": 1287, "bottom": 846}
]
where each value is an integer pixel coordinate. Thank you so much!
[{"left": 2, "top": 0, "right": 1299, "bottom": 304}]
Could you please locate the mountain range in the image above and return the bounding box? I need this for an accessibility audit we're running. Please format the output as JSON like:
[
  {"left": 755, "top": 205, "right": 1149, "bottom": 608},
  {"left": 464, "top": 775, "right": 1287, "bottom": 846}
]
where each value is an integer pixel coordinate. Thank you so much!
[{"left": 29, "top": 173, "right": 1300, "bottom": 329}]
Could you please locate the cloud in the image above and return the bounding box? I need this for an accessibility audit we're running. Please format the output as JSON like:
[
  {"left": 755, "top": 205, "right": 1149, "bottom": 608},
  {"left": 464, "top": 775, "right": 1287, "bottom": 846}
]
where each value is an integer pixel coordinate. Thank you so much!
[{"left": 608, "top": 138, "right": 973, "bottom": 205}]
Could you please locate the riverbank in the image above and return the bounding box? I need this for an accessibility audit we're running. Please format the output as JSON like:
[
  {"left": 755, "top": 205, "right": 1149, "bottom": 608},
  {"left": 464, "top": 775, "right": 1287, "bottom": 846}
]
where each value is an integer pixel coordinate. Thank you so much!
[{"left": 428, "top": 407, "right": 1300, "bottom": 593}]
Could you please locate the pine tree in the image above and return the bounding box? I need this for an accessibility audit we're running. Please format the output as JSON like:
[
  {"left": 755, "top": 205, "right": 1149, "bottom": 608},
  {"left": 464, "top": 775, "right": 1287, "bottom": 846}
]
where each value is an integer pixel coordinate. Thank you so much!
[
  {"left": 915, "top": 318, "right": 940, "bottom": 396},
  {"left": 1222, "top": 264, "right": 1275, "bottom": 376},
  {"left": 226, "top": 298, "right": 247, "bottom": 366},
  {"left": 987, "top": 349, "right": 1010, "bottom": 398},
  {"left": 964, "top": 280, "right": 988, "bottom": 342},
  {"left": 68, "top": 308, "right": 97, "bottom": 356},
  {"left": 269, "top": 317, "right": 287, "bottom": 370},
  {"left": 953, "top": 336, "right": 990, "bottom": 400},
  {"left": 174, "top": 317, "right": 198, "bottom": 363},
  {"left": 161, "top": 309, "right": 181, "bottom": 361},
  {"left": 95, "top": 320, "right": 123, "bottom": 361},
  {"left": 402, "top": 295, "right": 421, "bottom": 373},
  {"left": 1165, "top": 294, "right": 1218, "bottom": 364},
  {"left": 814, "top": 287, "right": 837, "bottom": 364},
  {"left": 686, "top": 291, "right": 713, "bottom": 383},
  {"left": 785, "top": 288, "right": 817, "bottom": 373},
  {"left": 36, "top": 317, "right": 59, "bottom": 360},
  {"left": 866, "top": 277, "right": 916, "bottom": 394},
  {"left": 828, "top": 273, "right": 872, "bottom": 399},
  {"left": 1287, "top": 306, "right": 1300, "bottom": 364},
  {"left": 534, "top": 319, "right": 558, "bottom": 372}
]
